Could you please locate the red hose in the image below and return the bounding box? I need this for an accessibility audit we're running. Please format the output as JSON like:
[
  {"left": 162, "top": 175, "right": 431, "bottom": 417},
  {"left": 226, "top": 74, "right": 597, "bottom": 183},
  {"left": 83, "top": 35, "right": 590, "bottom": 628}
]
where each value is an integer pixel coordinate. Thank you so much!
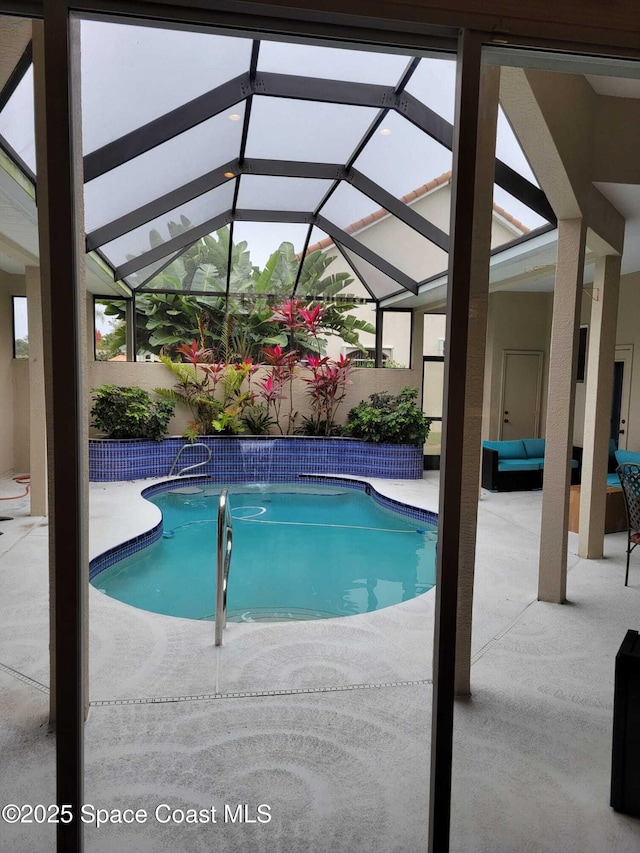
[{"left": 0, "top": 474, "right": 31, "bottom": 500}]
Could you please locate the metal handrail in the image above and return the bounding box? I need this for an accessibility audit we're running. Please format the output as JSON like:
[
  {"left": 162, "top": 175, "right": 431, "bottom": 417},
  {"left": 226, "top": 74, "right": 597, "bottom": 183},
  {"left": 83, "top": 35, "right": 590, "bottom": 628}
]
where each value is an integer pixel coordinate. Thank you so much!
[
  {"left": 215, "top": 489, "right": 233, "bottom": 646},
  {"left": 168, "top": 442, "right": 212, "bottom": 477}
]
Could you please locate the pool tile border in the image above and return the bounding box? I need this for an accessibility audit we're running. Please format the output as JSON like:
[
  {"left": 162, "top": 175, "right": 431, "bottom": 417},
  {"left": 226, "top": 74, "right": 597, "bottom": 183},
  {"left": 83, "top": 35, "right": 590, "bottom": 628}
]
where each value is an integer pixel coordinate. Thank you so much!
[
  {"left": 89, "top": 520, "right": 163, "bottom": 581},
  {"left": 89, "top": 436, "right": 424, "bottom": 482},
  {"left": 299, "top": 475, "right": 439, "bottom": 526}
]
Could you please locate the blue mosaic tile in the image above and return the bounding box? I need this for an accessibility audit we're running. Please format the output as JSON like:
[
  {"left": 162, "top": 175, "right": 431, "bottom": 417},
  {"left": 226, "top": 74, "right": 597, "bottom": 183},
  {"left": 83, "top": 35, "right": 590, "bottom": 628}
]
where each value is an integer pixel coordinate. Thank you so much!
[
  {"left": 89, "top": 520, "right": 163, "bottom": 581},
  {"left": 89, "top": 437, "right": 424, "bottom": 483},
  {"left": 300, "top": 475, "right": 438, "bottom": 526}
]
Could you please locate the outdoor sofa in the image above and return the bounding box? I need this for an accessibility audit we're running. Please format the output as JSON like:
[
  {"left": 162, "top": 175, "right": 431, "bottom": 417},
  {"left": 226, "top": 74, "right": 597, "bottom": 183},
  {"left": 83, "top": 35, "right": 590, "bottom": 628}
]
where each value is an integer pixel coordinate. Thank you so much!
[{"left": 481, "top": 438, "right": 582, "bottom": 492}]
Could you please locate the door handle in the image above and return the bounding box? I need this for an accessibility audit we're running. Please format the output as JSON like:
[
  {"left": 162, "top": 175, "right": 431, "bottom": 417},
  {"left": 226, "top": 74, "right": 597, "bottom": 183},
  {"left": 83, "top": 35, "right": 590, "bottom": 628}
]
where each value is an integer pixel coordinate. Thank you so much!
[
  {"left": 619, "top": 429, "right": 625, "bottom": 435},
  {"left": 503, "top": 419, "right": 509, "bottom": 424}
]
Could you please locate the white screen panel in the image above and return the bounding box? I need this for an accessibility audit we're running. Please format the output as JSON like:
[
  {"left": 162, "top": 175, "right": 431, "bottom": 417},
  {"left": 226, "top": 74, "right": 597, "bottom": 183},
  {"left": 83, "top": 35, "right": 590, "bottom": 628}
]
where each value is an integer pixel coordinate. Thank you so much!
[
  {"left": 0, "top": 67, "right": 35, "bottom": 172},
  {"left": 81, "top": 21, "right": 252, "bottom": 153},
  {"left": 404, "top": 56, "right": 456, "bottom": 123},
  {"left": 258, "top": 40, "right": 410, "bottom": 86},
  {"left": 245, "top": 97, "right": 377, "bottom": 163},
  {"left": 496, "top": 106, "right": 539, "bottom": 186},
  {"left": 236, "top": 175, "right": 332, "bottom": 211},
  {"left": 354, "top": 111, "right": 452, "bottom": 201},
  {"left": 298, "top": 226, "right": 370, "bottom": 300},
  {"left": 84, "top": 105, "right": 244, "bottom": 232},
  {"left": 340, "top": 247, "right": 405, "bottom": 299},
  {"left": 101, "top": 181, "right": 235, "bottom": 268}
]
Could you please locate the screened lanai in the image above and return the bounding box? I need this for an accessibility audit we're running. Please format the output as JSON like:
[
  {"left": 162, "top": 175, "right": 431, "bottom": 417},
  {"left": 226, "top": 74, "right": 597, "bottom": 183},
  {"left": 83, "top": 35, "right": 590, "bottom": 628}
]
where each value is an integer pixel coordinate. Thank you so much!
[{"left": 0, "top": 18, "right": 555, "bottom": 331}]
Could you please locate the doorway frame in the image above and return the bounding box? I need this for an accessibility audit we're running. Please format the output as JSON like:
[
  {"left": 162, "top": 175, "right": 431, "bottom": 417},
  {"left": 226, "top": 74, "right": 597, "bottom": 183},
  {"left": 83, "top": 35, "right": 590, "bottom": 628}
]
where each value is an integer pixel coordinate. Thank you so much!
[
  {"left": 499, "top": 348, "right": 544, "bottom": 439},
  {"left": 615, "top": 344, "right": 633, "bottom": 450}
]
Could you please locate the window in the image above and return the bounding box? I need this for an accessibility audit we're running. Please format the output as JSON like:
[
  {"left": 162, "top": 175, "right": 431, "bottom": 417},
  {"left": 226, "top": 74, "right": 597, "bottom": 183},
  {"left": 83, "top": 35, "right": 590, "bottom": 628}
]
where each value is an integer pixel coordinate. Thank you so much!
[
  {"left": 381, "top": 310, "right": 412, "bottom": 368},
  {"left": 94, "top": 298, "right": 126, "bottom": 361},
  {"left": 12, "top": 296, "right": 28, "bottom": 358}
]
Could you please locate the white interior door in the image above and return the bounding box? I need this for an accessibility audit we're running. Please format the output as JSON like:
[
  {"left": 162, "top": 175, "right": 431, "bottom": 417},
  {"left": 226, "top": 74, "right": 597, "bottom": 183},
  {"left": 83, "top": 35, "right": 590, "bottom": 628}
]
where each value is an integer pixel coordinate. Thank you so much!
[{"left": 500, "top": 350, "right": 543, "bottom": 440}]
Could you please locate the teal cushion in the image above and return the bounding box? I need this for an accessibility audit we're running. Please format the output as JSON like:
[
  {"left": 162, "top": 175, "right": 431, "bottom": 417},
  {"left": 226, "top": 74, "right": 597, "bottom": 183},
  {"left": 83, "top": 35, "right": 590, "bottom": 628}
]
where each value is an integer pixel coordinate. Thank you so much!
[
  {"left": 570, "top": 459, "right": 579, "bottom": 468},
  {"left": 522, "top": 438, "right": 546, "bottom": 459},
  {"left": 498, "top": 458, "right": 540, "bottom": 472},
  {"left": 607, "top": 472, "right": 622, "bottom": 488},
  {"left": 483, "top": 440, "right": 527, "bottom": 460},
  {"left": 525, "top": 457, "right": 545, "bottom": 469},
  {"left": 615, "top": 449, "right": 640, "bottom": 466}
]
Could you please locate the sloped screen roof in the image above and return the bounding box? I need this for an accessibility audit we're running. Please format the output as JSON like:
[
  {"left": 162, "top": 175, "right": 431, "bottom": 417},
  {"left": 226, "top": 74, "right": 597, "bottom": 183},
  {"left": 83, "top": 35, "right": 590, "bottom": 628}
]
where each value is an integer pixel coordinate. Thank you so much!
[{"left": 0, "top": 19, "right": 555, "bottom": 302}]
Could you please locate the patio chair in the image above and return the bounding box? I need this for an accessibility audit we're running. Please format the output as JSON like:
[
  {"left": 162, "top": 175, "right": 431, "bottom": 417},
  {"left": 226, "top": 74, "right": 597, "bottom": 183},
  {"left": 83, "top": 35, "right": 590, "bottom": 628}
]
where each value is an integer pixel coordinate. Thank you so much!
[{"left": 617, "top": 463, "right": 640, "bottom": 586}]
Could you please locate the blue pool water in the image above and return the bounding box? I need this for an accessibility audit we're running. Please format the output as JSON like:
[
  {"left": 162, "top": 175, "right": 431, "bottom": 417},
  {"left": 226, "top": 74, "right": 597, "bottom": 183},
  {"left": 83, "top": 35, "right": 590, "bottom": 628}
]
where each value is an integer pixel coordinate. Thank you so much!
[{"left": 93, "top": 484, "right": 437, "bottom": 621}]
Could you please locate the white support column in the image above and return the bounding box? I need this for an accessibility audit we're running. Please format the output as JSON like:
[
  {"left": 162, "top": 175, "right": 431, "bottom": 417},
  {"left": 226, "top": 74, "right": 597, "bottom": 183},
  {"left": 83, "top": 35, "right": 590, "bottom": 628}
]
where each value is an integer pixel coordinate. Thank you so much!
[
  {"left": 578, "top": 254, "right": 621, "bottom": 558},
  {"left": 454, "top": 64, "right": 500, "bottom": 697},
  {"left": 538, "top": 219, "right": 586, "bottom": 603},
  {"left": 25, "top": 266, "right": 48, "bottom": 516}
]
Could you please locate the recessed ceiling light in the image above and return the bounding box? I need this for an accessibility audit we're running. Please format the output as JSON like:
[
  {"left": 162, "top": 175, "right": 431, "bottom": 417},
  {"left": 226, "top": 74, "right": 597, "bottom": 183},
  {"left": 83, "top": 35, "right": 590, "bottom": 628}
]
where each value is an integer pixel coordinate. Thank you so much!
[
  {"left": 228, "top": 113, "right": 241, "bottom": 121},
  {"left": 380, "top": 127, "right": 392, "bottom": 135},
  {"left": 224, "top": 172, "right": 235, "bottom": 178}
]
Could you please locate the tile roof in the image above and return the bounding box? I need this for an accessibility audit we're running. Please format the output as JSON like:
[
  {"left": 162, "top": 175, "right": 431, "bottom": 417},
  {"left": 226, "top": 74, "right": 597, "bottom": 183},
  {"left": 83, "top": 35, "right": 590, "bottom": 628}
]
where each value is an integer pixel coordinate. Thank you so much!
[{"left": 306, "top": 171, "right": 529, "bottom": 254}]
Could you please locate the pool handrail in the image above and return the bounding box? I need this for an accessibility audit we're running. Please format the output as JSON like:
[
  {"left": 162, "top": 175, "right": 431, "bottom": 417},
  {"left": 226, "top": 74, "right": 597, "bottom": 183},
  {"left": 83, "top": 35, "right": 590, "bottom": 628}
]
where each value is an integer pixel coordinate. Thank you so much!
[
  {"left": 215, "top": 489, "right": 233, "bottom": 646},
  {"left": 168, "top": 442, "right": 212, "bottom": 477}
]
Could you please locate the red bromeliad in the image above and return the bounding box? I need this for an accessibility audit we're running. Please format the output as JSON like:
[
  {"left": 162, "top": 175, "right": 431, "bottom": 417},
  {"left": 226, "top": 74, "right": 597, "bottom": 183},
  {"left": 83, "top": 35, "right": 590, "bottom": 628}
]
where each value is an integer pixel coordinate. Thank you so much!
[{"left": 175, "top": 339, "right": 213, "bottom": 365}]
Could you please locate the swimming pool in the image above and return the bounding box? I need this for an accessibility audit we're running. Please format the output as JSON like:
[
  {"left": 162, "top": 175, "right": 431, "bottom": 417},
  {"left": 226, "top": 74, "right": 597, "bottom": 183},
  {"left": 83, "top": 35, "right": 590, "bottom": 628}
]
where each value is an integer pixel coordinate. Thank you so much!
[{"left": 92, "top": 483, "right": 437, "bottom": 621}]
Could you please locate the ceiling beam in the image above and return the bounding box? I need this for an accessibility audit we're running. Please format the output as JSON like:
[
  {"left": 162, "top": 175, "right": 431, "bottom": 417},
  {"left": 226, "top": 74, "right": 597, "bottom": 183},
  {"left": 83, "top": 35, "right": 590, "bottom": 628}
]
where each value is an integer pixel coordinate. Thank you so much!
[
  {"left": 115, "top": 211, "right": 230, "bottom": 279},
  {"left": 347, "top": 167, "right": 450, "bottom": 250},
  {"left": 316, "top": 214, "right": 418, "bottom": 293},
  {"left": 83, "top": 73, "right": 251, "bottom": 182},
  {"left": 494, "top": 159, "right": 556, "bottom": 223},
  {"left": 234, "top": 208, "right": 314, "bottom": 222},
  {"left": 243, "top": 158, "right": 345, "bottom": 179},
  {"left": 254, "top": 70, "right": 396, "bottom": 107},
  {"left": 85, "top": 160, "right": 238, "bottom": 250}
]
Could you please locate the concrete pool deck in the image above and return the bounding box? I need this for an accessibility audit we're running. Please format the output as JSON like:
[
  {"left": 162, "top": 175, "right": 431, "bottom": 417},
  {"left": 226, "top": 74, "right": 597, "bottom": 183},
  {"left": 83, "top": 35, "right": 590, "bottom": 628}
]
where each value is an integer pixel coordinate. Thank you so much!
[{"left": 1, "top": 472, "right": 639, "bottom": 851}]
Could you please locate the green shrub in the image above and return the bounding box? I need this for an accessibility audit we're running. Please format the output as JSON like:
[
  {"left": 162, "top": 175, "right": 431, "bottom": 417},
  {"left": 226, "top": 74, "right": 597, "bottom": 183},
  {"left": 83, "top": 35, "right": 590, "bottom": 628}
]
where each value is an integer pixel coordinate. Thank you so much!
[
  {"left": 242, "top": 404, "right": 276, "bottom": 435},
  {"left": 91, "top": 385, "right": 174, "bottom": 441},
  {"left": 344, "top": 387, "right": 431, "bottom": 446}
]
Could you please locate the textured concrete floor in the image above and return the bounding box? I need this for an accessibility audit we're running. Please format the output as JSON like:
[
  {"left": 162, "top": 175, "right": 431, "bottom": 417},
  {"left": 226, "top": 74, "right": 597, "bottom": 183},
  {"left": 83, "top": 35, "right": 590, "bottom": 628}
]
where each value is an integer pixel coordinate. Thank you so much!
[{"left": 1, "top": 473, "right": 639, "bottom": 851}]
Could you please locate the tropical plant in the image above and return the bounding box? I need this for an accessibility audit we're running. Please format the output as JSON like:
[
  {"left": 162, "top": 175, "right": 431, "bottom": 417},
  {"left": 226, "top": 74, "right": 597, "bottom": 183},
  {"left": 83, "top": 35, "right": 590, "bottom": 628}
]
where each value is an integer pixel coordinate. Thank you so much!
[
  {"left": 258, "top": 344, "right": 299, "bottom": 435},
  {"left": 103, "top": 228, "right": 374, "bottom": 361},
  {"left": 90, "top": 385, "right": 174, "bottom": 440},
  {"left": 302, "top": 353, "right": 353, "bottom": 436},
  {"left": 344, "top": 387, "right": 431, "bottom": 446},
  {"left": 154, "top": 342, "right": 257, "bottom": 438}
]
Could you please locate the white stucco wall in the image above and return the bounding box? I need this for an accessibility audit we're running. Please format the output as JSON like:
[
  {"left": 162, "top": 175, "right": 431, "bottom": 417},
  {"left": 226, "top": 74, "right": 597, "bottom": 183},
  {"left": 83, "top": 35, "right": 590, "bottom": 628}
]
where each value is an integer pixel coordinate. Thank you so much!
[{"left": 482, "top": 290, "right": 553, "bottom": 441}]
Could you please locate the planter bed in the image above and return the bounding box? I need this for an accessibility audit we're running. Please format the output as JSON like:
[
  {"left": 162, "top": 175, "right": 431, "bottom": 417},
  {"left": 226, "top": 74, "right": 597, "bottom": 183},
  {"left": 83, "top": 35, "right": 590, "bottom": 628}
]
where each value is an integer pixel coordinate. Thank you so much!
[{"left": 89, "top": 436, "right": 424, "bottom": 482}]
